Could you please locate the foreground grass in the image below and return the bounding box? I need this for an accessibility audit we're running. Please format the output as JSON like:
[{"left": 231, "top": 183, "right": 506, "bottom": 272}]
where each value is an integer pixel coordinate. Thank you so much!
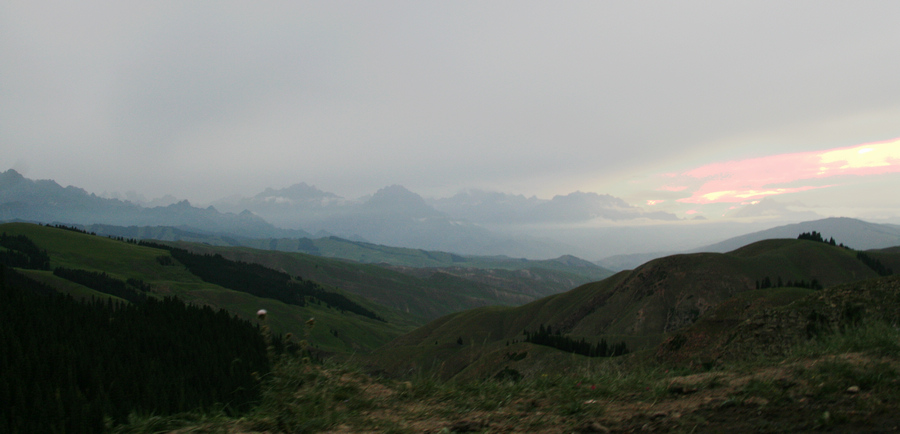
[
  {"left": 116, "top": 319, "right": 900, "bottom": 433},
  {"left": 239, "top": 355, "right": 677, "bottom": 433},
  {"left": 115, "top": 355, "right": 676, "bottom": 433}
]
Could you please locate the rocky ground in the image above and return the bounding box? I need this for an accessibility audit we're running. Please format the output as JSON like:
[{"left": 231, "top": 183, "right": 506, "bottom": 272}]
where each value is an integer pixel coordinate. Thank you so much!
[{"left": 174, "top": 351, "right": 898, "bottom": 434}]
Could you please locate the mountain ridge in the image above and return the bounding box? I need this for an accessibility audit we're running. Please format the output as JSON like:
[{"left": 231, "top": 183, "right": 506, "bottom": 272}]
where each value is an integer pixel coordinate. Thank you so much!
[
  {"left": 695, "top": 216, "right": 900, "bottom": 252},
  {"left": 370, "top": 238, "right": 897, "bottom": 380},
  {"left": 0, "top": 169, "right": 309, "bottom": 239},
  {"left": 598, "top": 216, "right": 900, "bottom": 271},
  {"left": 8, "top": 168, "right": 899, "bottom": 261}
]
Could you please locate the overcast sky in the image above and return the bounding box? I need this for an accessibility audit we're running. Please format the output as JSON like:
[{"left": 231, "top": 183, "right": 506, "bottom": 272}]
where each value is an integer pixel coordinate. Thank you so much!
[{"left": 3, "top": 1, "right": 900, "bottom": 221}]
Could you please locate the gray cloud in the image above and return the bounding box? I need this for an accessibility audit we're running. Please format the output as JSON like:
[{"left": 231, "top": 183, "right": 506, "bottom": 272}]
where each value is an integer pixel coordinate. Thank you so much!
[
  {"left": 725, "top": 198, "right": 821, "bottom": 221},
  {"left": 2, "top": 1, "right": 899, "bottom": 211}
]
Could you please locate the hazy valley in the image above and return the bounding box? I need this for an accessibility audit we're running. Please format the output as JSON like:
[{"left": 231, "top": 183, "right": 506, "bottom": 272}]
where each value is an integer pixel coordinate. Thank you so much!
[
  {"left": 2, "top": 168, "right": 839, "bottom": 261},
  {"left": 4, "top": 170, "right": 900, "bottom": 432},
  {"left": 6, "top": 2, "right": 900, "bottom": 431}
]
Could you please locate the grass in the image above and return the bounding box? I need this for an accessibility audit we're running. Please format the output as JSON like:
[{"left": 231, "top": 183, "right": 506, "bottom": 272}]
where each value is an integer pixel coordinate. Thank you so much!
[
  {"left": 793, "top": 318, "right": 900, "bottom": 358},
  {"left": 786, "top": 319, "right": 900, "bottom": 401},
  {"left": 255, "top": 354, "right": 678, "bottom": 432},
  {"left": 12, "top": 222, "right": 900, "bottom": 432},
  {"left": 108, "top": 313, "right": 900, "bottom": 434},
  {"left": 173, "top": 241, "right": 594, "bottom": 322},
  {"left": 1, "top": 222, "right": 419, "bottom": 354},
  {"left": 113, "top": 353, "right": 678, "bottom": 433}
]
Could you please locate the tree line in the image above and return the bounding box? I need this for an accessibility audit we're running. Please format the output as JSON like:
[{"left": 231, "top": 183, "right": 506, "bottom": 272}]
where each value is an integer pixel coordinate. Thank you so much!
[
  {"left": 0, "top": 232, "right": 50, "bottom": 270},
  {"left": 523, "top": 324, "right": 629, "bottom": 358},
  {"left": 797, "top": 231, "right": 846, "bottom": 248},
  {"left": 856, "top": 251, "right": 893, "bottom": 276},
  {"left": 52, "top": 267, "right": 149, "bottom": 303},
  {"left": 139, "top": 241, "right": 385, "bottom": 322},
  {"left": 0, "top": 264, "right": 270, "bottom": 433},
  {"left": 796, "top": 231, "right": 892, "bottom": 277},
  {"left": 42, "top": 223, "right": 96, "bottom": 236},
  {"left": 756, "top": 276, "right": 822, "bottom": 290},
  {"left": 3, "top": 232, "right": 385, "bottom": 322}
]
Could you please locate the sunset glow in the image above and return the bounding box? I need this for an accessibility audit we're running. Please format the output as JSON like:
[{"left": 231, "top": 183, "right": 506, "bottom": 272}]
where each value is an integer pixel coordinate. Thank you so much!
[
  {"left": 676, "top": 137, "right": 900, "bottom": 204},
  {"left": 658, "top": 185, "right": 689, "bottom": 192}
]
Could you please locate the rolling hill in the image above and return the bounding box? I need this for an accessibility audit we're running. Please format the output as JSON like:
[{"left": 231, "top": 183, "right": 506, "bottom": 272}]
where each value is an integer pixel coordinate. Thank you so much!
[
  {"left": 656, "top": 274, "right": 900, "bottom": 367},
  {"left": 0, "top": 222, "right": 608, "bottom": 353},
  {"left": 598, "top": 216, "right": 900, "bottom": 270},
  {"left": 368, "top": 238, "right": 898, "bottom": 380},
  {"left": 83, "top": 222, "right": 611, "bottom": 277},
  {"left": 0, "top": 222, "right": 418, "bottom": 354},
  {"left": 158, "top": 242, "right": 609, "bottom": 321},
  {"left": 696, "top": 216, "right": 900, "bottom": 252}
]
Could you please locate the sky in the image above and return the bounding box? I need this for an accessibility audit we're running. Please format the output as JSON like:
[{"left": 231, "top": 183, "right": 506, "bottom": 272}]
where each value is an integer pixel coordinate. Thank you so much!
[{"left": 3, "top": 1, "right": 900, "bottom": 222}]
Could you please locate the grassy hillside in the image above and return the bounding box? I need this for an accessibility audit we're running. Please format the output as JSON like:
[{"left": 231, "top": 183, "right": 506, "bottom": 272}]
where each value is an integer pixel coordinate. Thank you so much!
[
  {"left": 85, "top": 223, "right": 613, "bottom": 278},
  {"left": 696, "top": 216, "right": 900, "bottom": 252},
  {"left": 369, "top": 238, "right": 894, "bottom": 380},
  {"left": 159, "top": 242, "right": 598, "bottom": 321},
  {"left": 0, "top": 222, "right": 417, "bottom": 353},
  {"left": 13, "top": 220, "right": 900, "bottom": 433},
  {"left": 224, "top": 236, "right": 613, "bottom": 278},
  {"left": 127, "top": 274, "right": 900, "bottom": 434}
]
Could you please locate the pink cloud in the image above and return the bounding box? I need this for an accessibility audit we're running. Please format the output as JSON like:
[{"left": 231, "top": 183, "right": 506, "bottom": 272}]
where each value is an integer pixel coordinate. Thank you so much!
[
  {"left": 676, "top": 137, "right": 900, "bottom": 204},
  {"left": 658, "top": 185, "right": 688, "bottom": 192}
]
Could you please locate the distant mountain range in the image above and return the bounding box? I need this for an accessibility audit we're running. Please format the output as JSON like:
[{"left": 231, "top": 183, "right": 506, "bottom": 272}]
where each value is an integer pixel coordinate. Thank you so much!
[
  {"left": 214, "top": 184, "right": 562, "bottom": 256},
  {"left": 0, "top": 169, "right": 308, "bottom": 238},
  {"left": 6, "top": 168, "right": 900, "bottom": 262},
  {"left": 429, "top": 189, "right": 679, "bottom": 224},
  {"left": 210, "top": 183, "right": 685, "bottom": 256},
  {"left": 1, "top": 169, "right": 688, "bottom": 257}
]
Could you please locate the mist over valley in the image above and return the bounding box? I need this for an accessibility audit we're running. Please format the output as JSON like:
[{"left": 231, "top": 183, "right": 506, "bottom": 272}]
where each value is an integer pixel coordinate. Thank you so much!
[{"left": 5, "top": 2, "right": 900, "bottom": 431}]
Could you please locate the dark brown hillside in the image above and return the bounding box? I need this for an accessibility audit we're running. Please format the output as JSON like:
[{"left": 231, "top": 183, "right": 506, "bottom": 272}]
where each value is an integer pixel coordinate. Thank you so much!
[
  {"left": 569, "top": 239, "right": 873, "bottom": 339},
  {"left": 654, "top": 287, "right": 816, "bottom": 366},
  {"left": 722, "top": 274, "right": 900, "bottom": 358},
  {"left": 657, "top": 275, "right": 900, "bottom": 367},
  {"left": 370, "top": 239, "right": 883, "bottom": 380}
]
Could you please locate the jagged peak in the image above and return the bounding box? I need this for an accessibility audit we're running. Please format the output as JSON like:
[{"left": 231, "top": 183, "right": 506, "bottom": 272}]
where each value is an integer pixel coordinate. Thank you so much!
[
  {"left": 551, "top": 254, "right": 597, "bottom": 267},
  {"left": 441, "top": 189, "right": 538, "bottom": 205},
  {"left": 254, "top": 182, "right": 340, "bottom": 201},
  {"left": 1, "top": 168, "right": 25, "bottom": 180},
  {"left": 368, "top": 185, "right": 426, "bottom": 204}
]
